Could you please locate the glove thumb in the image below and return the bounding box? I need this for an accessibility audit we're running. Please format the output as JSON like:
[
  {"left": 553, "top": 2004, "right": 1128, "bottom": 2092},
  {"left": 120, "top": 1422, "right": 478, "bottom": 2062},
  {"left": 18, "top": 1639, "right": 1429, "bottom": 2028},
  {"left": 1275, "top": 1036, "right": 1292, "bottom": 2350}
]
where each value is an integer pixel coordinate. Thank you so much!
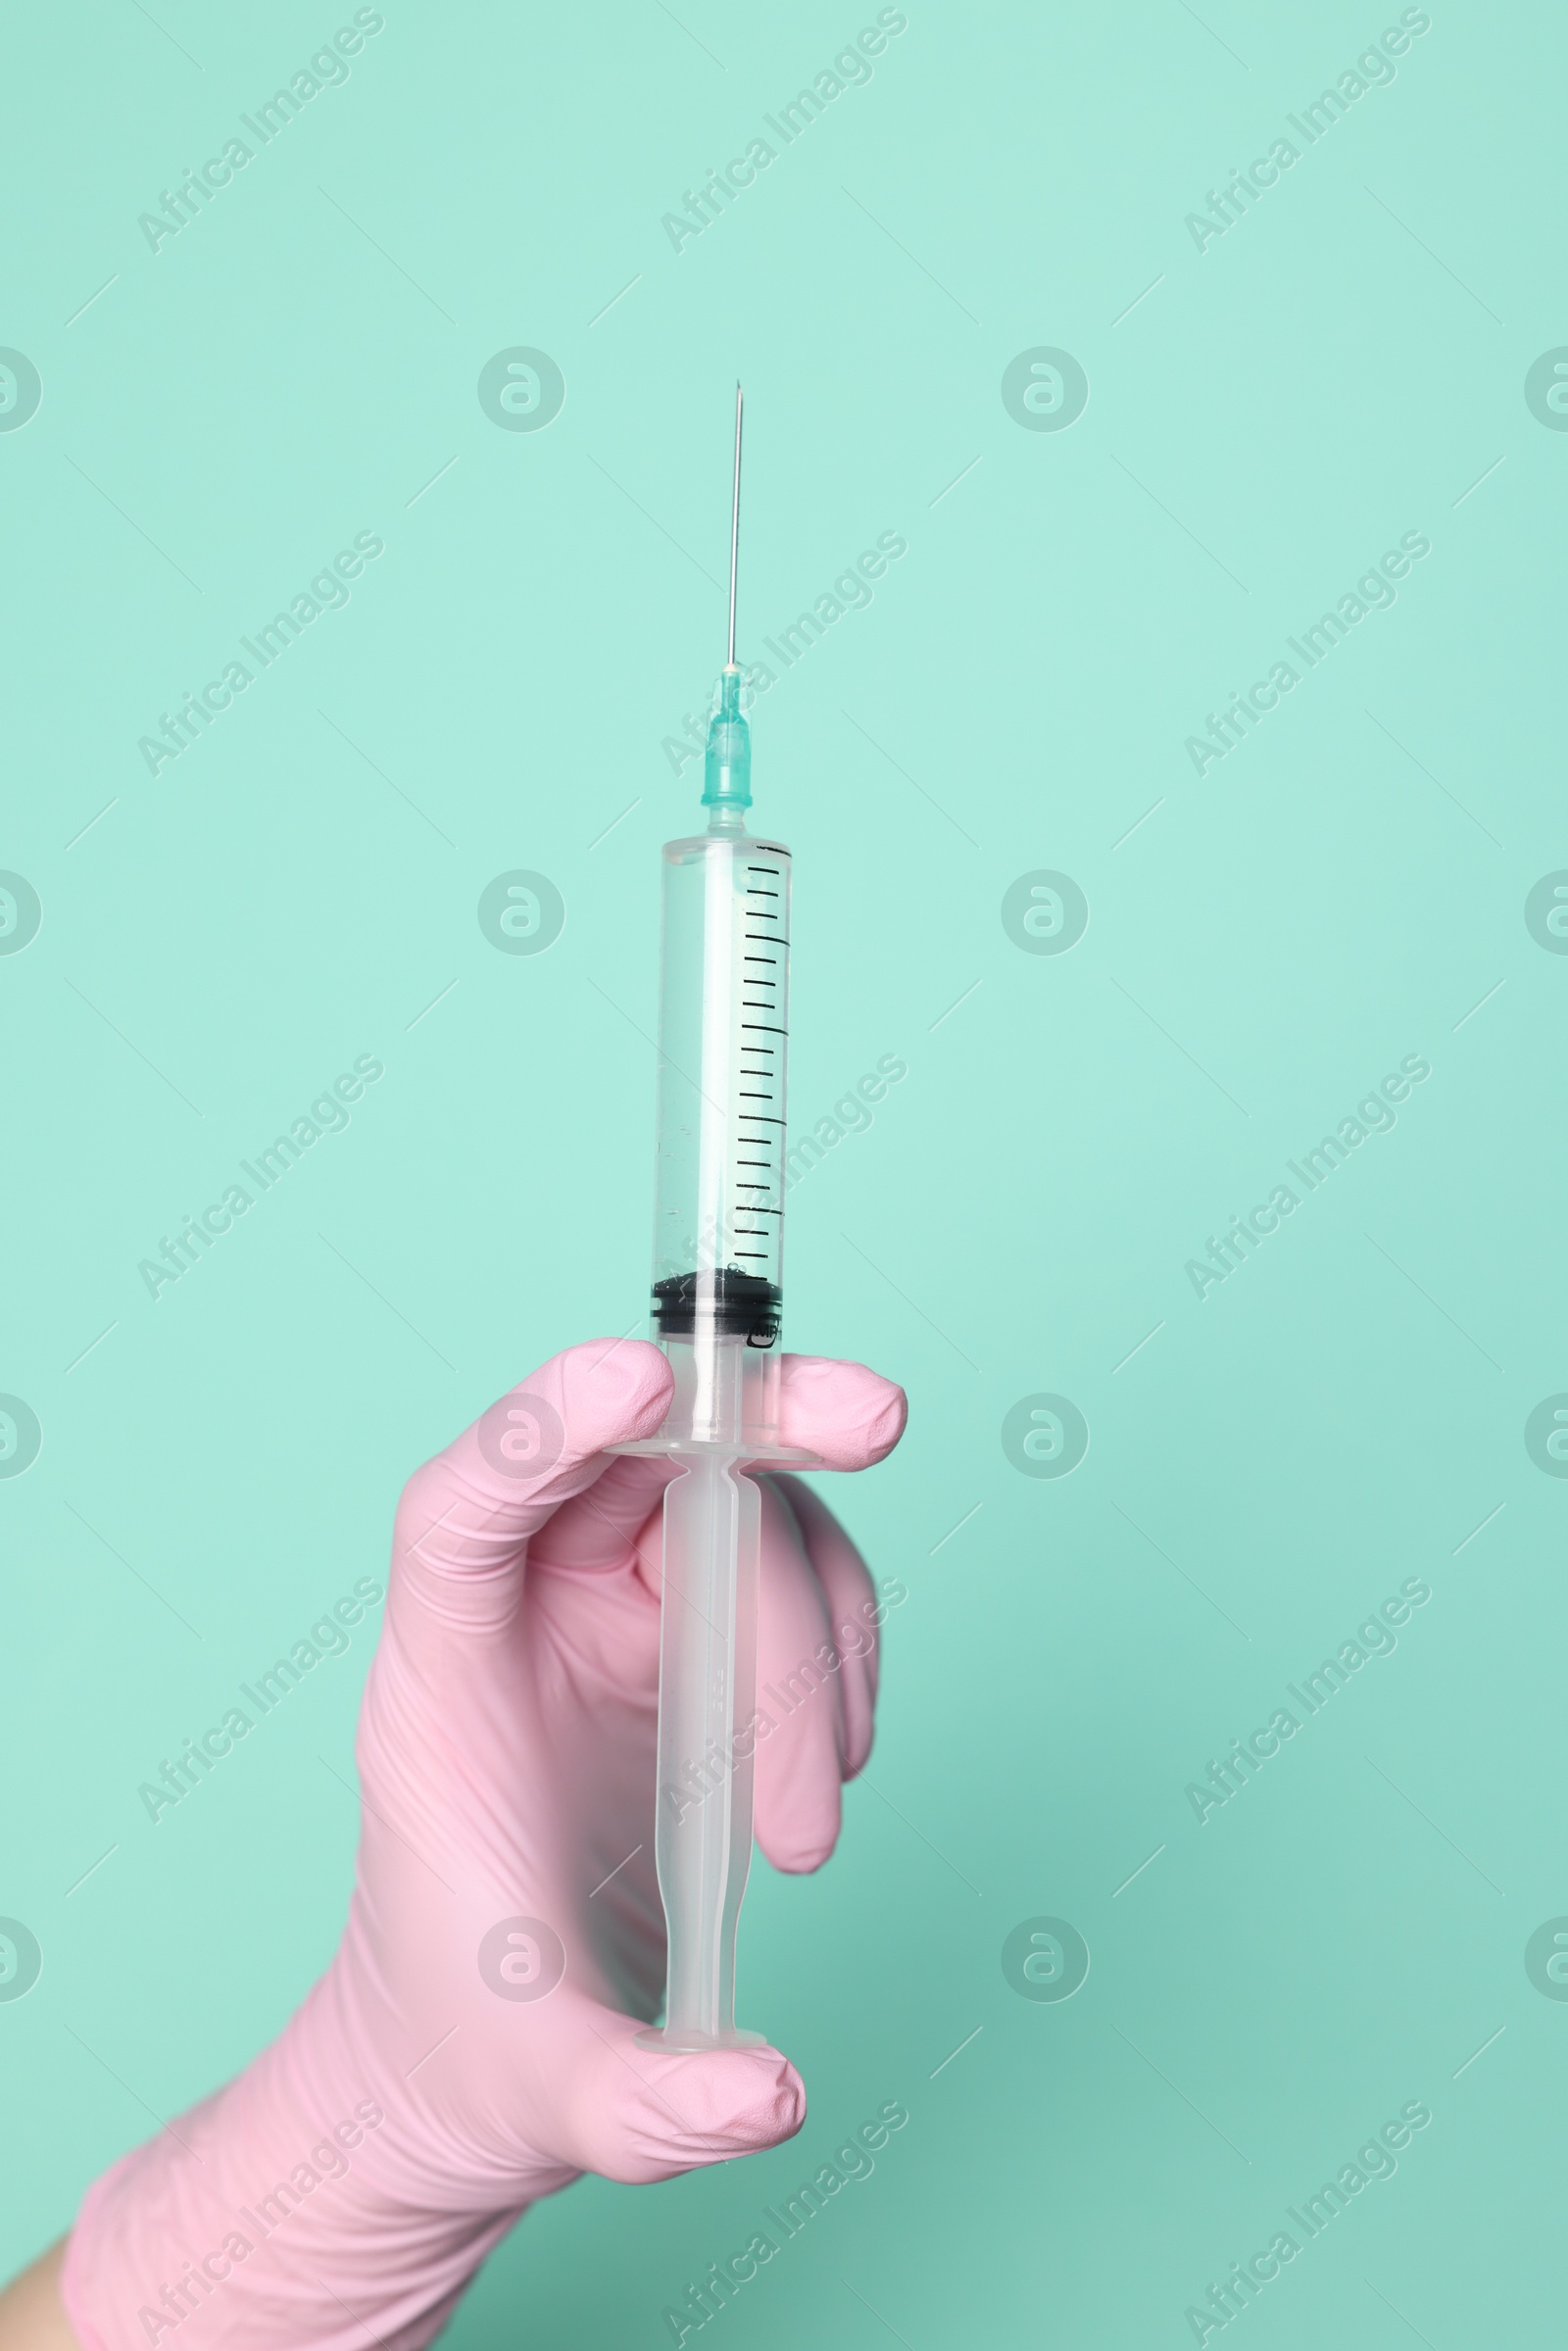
[{"left": 564, "top": 2007, "right": 806, "bottom": 2184}]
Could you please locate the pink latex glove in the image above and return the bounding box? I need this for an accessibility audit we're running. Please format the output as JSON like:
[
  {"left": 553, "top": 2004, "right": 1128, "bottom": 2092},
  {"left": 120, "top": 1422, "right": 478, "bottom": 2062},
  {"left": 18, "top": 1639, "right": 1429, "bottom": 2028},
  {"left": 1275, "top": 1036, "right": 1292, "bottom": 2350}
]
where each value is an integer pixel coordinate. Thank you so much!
[{"left": 60, "top": 1339, "right": 906, "bottom": 2351}]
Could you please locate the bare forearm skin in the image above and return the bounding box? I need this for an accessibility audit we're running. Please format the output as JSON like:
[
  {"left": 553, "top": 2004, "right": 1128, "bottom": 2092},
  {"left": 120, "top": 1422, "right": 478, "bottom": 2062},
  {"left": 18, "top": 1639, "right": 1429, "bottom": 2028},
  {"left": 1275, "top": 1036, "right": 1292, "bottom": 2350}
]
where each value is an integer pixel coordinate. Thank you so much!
[{"left": 0, "top": 2242, "right": 78, "bottom": 2351}]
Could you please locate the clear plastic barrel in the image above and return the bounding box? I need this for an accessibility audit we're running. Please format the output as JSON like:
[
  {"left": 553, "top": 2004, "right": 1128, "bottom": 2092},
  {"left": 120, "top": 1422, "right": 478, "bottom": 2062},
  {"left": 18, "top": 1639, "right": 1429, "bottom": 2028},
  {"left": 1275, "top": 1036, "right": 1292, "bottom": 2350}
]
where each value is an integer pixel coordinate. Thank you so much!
[{"left": 650, "top": 815, "right": 792, "bottom": 1451}]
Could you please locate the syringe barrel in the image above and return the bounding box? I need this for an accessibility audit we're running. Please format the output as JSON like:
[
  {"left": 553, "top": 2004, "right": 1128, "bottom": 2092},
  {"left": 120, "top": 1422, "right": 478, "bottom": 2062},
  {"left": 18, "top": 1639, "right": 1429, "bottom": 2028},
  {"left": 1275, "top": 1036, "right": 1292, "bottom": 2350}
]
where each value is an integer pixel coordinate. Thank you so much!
[{"left": 650, "top": 818, "right": 792, "bottom": 1447}]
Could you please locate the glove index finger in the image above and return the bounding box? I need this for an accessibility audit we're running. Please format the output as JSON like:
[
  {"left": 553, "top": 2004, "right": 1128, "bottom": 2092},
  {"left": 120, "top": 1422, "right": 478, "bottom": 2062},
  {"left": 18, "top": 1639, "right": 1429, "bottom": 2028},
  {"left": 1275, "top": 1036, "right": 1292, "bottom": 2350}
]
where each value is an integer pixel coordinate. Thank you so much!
[
  {"left": 391, "top": 1339, "right": 672, "bottom": 1632},
  {"left": 777, "top": 1354, "right": 907, "bottom": 1470}
]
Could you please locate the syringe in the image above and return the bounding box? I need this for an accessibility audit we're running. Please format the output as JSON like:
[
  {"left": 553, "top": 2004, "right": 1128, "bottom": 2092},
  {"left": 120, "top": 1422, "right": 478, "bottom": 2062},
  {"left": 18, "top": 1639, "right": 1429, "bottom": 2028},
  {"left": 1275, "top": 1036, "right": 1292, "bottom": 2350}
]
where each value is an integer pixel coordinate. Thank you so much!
[{"left": 615, "top": 388, "right": 814, "bottom": 2051}]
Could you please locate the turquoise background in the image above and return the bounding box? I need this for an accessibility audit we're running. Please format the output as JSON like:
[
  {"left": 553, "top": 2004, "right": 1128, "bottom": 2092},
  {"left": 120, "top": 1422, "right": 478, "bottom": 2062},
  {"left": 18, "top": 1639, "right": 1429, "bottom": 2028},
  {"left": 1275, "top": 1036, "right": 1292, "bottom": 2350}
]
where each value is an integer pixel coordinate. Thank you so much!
[{"left": 3, "top": 0, "right": 1565, "bottom": 2341}]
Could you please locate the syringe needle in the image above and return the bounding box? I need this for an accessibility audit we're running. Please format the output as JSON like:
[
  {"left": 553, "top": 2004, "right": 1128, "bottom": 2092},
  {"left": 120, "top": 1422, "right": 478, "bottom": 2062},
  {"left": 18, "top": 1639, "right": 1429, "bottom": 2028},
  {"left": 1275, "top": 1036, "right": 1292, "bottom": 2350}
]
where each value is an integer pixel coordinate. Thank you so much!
[{"left": 727, "top": 381, "right": 743, "bottom": 671}]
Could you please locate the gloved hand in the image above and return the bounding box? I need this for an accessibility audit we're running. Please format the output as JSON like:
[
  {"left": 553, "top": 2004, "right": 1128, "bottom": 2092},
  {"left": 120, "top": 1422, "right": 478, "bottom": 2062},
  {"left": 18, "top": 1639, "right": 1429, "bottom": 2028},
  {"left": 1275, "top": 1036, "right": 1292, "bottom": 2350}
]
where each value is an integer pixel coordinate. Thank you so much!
[{"left": 60, "top": 1339, "right": 906, "bottom": 2351}]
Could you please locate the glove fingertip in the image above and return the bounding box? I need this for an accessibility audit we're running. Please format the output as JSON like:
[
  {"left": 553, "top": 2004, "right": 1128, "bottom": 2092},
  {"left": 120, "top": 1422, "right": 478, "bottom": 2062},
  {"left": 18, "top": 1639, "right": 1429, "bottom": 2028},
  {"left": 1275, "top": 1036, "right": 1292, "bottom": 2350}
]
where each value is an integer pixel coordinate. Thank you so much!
[
  {"left": 596, "top": 2040, "right": 806, "bottom": 2176},
  {"left": 756, "top": 1785, "right": 843, "bottom": 1876},
  {"left": 780, "top": 1356, "right": 907, "bottom": 1469},
  {"left": 558, "top": 1336, "right": 673, "bottom": 1450}
]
